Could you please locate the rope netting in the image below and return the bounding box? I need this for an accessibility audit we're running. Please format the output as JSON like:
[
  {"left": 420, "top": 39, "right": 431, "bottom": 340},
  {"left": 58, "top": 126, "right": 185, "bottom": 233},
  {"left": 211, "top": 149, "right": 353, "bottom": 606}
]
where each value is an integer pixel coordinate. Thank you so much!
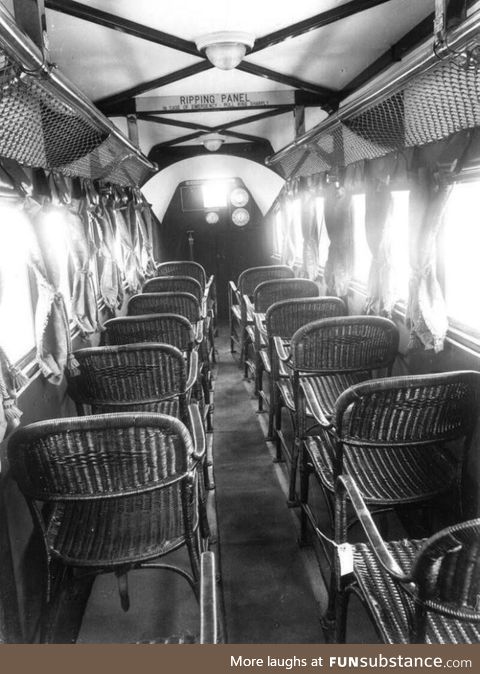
[
  {"left": 272, "top": 42, "right": 480, "bottom": 179},
  {"left": 0, "top": 48, "right": 154, "bottom": 187}
]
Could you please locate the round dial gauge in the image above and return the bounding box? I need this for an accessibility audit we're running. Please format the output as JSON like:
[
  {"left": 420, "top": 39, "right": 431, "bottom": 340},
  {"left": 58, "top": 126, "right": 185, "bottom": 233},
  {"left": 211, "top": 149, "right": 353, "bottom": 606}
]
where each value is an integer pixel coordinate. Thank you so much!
[
  {"left": 232, "top": 207, "right": 250, "bottom": 227},
  {"left": 230, "top": 187, "right": 249, "bottom": 208},
  {"left": 205, "top": 211, "right": 219, "bottom": 224}
]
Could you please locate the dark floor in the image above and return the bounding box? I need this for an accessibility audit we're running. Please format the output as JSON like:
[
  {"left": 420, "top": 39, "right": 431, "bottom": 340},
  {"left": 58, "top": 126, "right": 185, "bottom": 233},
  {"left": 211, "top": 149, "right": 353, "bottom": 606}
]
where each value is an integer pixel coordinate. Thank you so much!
[{"left": 74, "top": 322, "right": 381, "bottom": 643}]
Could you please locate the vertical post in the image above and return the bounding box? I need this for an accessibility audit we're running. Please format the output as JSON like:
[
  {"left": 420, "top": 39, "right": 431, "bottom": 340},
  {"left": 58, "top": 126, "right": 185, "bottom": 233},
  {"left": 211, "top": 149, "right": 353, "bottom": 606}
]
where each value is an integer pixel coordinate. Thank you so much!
[
  {"left": 13, "top": 0, "right": 48, "bottom": 57},
  {"left": 126, "top": 114, "right": 139, "bottom": 147},
  {"left": 294, "top": 105, "right": 305, "bottom": 137}
]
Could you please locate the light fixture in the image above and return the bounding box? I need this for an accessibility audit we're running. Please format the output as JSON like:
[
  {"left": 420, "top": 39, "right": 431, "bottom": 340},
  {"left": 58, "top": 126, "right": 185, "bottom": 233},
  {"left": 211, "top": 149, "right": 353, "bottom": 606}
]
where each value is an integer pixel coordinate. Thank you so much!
[
  {"left": 201, "top": 133, "right": 225, "bottom": 152},
  {"left": 196, "top": 31, "right": 255, "bottom": 70}
]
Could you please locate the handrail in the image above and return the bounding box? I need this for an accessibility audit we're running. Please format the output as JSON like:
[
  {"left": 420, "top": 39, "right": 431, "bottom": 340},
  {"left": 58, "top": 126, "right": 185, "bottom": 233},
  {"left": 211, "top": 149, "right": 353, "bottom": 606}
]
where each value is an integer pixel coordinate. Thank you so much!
[
  {"left": 266, "top": 5, "right": 480, "bottom": 167},
  {"left": 0, "top": 4, "right": 157, "bottom": 175}
]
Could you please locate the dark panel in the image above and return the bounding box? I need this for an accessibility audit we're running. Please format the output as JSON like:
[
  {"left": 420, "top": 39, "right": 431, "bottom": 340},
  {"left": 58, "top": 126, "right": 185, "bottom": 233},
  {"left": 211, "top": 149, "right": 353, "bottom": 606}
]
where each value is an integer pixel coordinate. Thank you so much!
[{"left": 147, "top": 141, "right": 274, "bottom": 172}]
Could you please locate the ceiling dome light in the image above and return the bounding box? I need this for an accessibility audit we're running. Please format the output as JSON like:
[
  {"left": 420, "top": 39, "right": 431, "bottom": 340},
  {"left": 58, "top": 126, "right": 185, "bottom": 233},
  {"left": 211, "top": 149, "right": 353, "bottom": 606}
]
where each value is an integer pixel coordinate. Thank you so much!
[
  {"left": 196, "top": 31, "right": 255, "bottom": 70},
  {"left": 201, "top": 133, "right": 225, "bottom": 152}
]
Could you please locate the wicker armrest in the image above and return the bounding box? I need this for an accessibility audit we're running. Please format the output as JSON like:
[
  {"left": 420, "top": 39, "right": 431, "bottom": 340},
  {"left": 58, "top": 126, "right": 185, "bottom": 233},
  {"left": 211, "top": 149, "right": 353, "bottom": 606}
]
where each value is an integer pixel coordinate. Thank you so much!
[
  {"left": 186, "top": 350, "right": 199, "bottom": 393},
  {"left": 229, "top": 280, "right": 239, "bottom": 304},
  {"left": 273, "top": 336, "right": 291, "bottom": 364},
  {"left": 243, "top": 295, "right": 254, "bottom": 323},
  {"left": 189, "top": 402, "right": 206, "bottom": 462},
  {"left": 205, "top": 275, "right": 214, "bottom": 297},
  {"left": 200, "top": 551, "right": 218, "bottom": 643},
  {"left": 254, "top": 312, "right": 267, "bottom": 348},
  {"left": 336, "top": 475, "right": 408, "bottom": 581},
  {"left": 300, "top": 379, "right": 332, "bottom": 428},
  {"left": 194, "top": 320, "right": 204, "bottom": 345}
]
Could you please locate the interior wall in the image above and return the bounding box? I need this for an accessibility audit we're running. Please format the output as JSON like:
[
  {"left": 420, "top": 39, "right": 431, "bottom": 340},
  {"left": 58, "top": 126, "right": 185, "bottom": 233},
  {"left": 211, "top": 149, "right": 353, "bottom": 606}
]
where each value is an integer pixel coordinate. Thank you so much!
[{"left": 142, "top": 155, "right": 284, "bottom": 222}]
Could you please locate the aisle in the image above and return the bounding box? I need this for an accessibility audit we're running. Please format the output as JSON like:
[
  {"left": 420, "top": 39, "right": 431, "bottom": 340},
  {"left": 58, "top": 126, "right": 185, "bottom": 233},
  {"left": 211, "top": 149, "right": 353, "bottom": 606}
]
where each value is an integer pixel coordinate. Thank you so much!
[{"left": 213, "top": 324, "right": 326, "bottom": 643}]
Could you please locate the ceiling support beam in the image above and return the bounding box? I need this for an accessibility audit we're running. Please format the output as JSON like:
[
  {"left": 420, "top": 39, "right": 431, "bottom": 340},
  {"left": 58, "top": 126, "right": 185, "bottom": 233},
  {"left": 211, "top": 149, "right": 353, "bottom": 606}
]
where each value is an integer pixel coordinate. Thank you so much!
[
  {"left": 237, "top": 61, "right": 337, "bottom": 100},
  {"left": 96, "top": 61, "right": 212, "bottom": 112},
  {"left": 45, "top": 0, "right": 200, "bottom": 56},
  {"left": 252, "top": 0, "right": 393, "bottom": 52}
]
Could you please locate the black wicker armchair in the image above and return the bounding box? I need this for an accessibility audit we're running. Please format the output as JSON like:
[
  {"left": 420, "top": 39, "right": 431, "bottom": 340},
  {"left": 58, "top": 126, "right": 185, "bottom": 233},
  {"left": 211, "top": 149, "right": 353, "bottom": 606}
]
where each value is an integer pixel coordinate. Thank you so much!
[
  {"left": 264, "top": 297, "right": 347, "bottom": 467},
  {"left": 8, "top": 413, "right": 206, "bottom": 642},
  {"left": 332, "top": 474, "right": 480, "bottom": 643},
  {"left": 228, "top": 265, "right": 294, "bottom": 367},
  {"left": 287, "top": 316, "right": 399, "bottom": 515},
  {"left": 143, "top": 276, "right": 204, "bottom": 306},
  {"left": 245, "top": 278, "right": 320, "bottom": 406}
]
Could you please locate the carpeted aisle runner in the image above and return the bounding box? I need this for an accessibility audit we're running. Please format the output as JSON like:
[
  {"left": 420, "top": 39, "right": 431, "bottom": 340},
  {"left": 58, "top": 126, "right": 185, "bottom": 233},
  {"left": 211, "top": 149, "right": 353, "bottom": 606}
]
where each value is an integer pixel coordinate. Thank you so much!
[{"left": 213, "top": 325, "right": 325, "bottom": 643}]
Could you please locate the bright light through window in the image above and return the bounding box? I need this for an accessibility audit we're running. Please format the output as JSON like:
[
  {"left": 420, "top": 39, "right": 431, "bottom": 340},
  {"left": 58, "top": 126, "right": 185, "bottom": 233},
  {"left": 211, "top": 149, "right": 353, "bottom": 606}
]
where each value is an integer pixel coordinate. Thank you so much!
[
  {"left": 288, "top": 198, "right": 303, "bottom": 261},
  {"left": 274, "top": 210, "right": 284, "bottom": 256},
  {"left": 316, "top": 197, "right": 329, "bottom": 268},
  {"left": 389, "top": 191, "right": 410, "bottom": 301},
  {"left": 202, "top": 180, "right": 228, "bottom": 209},
  {"left": 0, "top": 204, "right": 35, "bottom": 362},
  {"left": 40, "top": 208, "right": 72, "bottom": 316},
  {"left": 443, "top": 182, "right": 480, "bottom": 331},
  {"left": 352, "top": 194, "right": 371, "bottom": 283}
]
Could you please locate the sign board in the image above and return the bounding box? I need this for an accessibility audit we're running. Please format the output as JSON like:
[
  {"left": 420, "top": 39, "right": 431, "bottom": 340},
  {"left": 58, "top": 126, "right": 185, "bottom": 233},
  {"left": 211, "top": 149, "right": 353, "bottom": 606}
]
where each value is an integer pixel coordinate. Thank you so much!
[{"left": 136, "top": 91, "right": 295, "bottom": 113}]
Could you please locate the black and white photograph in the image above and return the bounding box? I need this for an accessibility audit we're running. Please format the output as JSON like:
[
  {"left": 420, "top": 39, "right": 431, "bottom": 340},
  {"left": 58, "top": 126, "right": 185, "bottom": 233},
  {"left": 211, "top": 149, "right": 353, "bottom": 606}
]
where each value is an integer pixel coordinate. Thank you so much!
[{"left": 0, "top": 0, "right": 480, "bottom": 658}]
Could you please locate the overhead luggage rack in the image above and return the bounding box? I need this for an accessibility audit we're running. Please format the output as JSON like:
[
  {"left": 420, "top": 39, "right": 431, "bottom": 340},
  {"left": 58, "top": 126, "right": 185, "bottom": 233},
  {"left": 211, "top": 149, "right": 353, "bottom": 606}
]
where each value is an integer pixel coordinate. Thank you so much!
[
  {"left": 266, "top": 6, "right": 480, "bottom": 180},
  {"left": 0, "top": 5, "right": 157, "bottom": 187}
]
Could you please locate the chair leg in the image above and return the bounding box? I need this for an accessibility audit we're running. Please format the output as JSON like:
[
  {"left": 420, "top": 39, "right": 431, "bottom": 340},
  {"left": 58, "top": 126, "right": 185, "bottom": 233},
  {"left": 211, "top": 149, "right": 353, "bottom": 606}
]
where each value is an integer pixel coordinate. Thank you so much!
[
  {"left": 267, "top": 378, "right": 275, "bottom": 441},
  {"left": 287, "top": 436, "right": 301, "bottom": 507},
  {"left": 334, "top": 583, "right": 352, "bottom": 644},
  {"left": 299, "top": 445, "right": 311, "bottom": 546},
  {"left": 115, "top": 570, "right": 130, "bottom": 612},
  {"left": 256, "top": 358, "right": 264, "bottom": 412},
  {"left": 274, "top": 398, "right": 284, "bottom": 463}
]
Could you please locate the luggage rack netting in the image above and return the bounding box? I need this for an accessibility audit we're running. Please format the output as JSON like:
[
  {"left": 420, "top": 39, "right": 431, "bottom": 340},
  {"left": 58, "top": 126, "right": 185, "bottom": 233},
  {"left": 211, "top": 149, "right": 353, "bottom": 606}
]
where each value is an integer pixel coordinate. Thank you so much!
[
  {"left": 0, "top": 48, "right": 152, "bottom": 187},
  {"left": 273, "top": 45, "right": 480, "bottom": 180}
]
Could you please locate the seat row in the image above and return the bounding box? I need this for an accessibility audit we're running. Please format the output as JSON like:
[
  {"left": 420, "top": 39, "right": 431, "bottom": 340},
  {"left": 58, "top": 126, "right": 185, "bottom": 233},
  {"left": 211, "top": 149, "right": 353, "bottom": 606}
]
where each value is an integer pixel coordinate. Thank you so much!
[
  {"left": 229, "top": 264, "right": 480, "bottom": 644},
  {"left": 7, "top": 260, "right": 219, "bottom": 643}
]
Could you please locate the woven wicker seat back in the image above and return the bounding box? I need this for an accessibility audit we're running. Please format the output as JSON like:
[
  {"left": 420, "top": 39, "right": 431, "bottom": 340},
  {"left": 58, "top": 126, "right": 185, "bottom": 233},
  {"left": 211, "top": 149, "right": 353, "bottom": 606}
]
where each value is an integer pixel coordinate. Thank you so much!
[
  {"left": 143, "top": 276, "right": 203, "bottom": 303},
  {"left": 69, "top": 343, "right": 187, "bottom": 409},
  {"left": 291, "top": 316, "right": 399, "bottom": 373},
  {"left": 128, "top": 292, "right": 201, "bottom": 323},
  {"left": 237, "top": 265, "right": 294, "bottom": 298},
  {"left": 335, "top": 370, "right": 480, "bottom": 445},
  {"left": 8, "top": 413, "right": 194, "bottom": 500},
  {"left": 253, "top": 278, "right": 319, "bottom": 313},
  {"left": 266, "top": 297, "right": 347, "bottom": 340},
  {"left": 156, "top": 261, "right": 207, "bottom": 290},
  {"left": 103, "top": 314, "right": 195, "bottom": 351},
  {"left": 410, "top": 518, "right": 480, "bottom": 620}
]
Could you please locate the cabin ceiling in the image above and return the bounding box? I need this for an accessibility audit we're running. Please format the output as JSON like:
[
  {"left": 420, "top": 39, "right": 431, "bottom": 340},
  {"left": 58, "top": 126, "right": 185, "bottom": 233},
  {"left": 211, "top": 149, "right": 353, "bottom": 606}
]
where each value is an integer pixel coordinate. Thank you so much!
[{"left": 24, "top": 0, "right": 438, "bottom": 157}]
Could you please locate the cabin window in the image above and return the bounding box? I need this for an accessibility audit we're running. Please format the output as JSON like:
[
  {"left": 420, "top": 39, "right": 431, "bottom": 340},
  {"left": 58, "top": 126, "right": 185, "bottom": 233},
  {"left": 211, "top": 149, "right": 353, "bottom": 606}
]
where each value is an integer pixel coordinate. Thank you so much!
[
  {"left": 289, "top": 198, "right": 303, "bottom": 261},
  {"left": 41, "top": 208, "right": 72, "bottom": 317},
  {"left": 0, "top": 204, "right": 36, "bottom": 362},
  {"left": 316, "top": 197, "right": 330, "bottom": 269},
  {"left": 202, "top": 180, "right": 228, "bottom": 209},
  {"left": 442, "top": 181, "right": 480, "bottom": 333},
  {"left": 352, "top": 194, "right": 371, "bottom": 284},
  {"left": 390, "top": 190, "right": 410, "bottom": 302},
  {"left": 274, "top": 210, "right": 284, "bottom": 257}
]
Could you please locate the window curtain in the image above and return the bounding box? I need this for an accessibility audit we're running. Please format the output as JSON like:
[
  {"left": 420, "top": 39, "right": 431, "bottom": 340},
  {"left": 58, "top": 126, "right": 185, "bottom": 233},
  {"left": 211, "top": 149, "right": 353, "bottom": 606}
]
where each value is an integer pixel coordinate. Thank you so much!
[
  {"left": 323, "top": 181, "right": 354, "bottom": 296},
  {"left": 90, "top": 187, "right": 125, "bottom": 313},
  {"left": 23, "top": 193, "right": 79, "bottom": 384},
  {"left": 406, "top": 133, "right": 471, "bottom": 352},
  {"left": 363, "top": 157, "right": 395, "bottom": 316},
  {"left": 0, "top": 346, "right": 27, "bottom": 442},
  {"left": 301, "top": 175, "right": 321, "bottom": 280},
  {"left": 51, "top": 175, "right": 99, "bottom": 336},
  {"left": 112, "top": 188, "right": 143, "bottom": 294},
  {"left": 406, "top": 167, "right": 451, "bottom": 352},
  {"left": 280, "top": 180, "right": 298, "bottom": 267},
  {"left": 133, "top": 189, "right": 157, "bottom": 277}
]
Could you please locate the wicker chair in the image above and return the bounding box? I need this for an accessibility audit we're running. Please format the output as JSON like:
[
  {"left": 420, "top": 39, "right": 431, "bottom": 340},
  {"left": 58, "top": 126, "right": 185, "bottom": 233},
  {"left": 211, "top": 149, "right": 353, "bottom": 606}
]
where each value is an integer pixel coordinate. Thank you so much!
[
  {"left": 67, "top": 343, "right": 197, "bottom": 423},
  {"left": 286, "top": 316, "right": 399, "bottom": 515},
  {"left": 264, "top": 298, "right": 347, "bottom": 468},
  {"left": 333, "top": 474, "right": 480, "bottom": 643},
  {"left": 245, "top": 278, "right": 320, "bottom": 403},
  {"left": 8, "top": 413, "right": 206, "bottom": 642},
  {"left": 143, "top": 276, "right": 204, "bottom": 306},
  {"left": 156, "top": 260, "right": 216, "bottom": 333},
  {"left": 228, "top": 264, "right": 294, "bottom": 367}
]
